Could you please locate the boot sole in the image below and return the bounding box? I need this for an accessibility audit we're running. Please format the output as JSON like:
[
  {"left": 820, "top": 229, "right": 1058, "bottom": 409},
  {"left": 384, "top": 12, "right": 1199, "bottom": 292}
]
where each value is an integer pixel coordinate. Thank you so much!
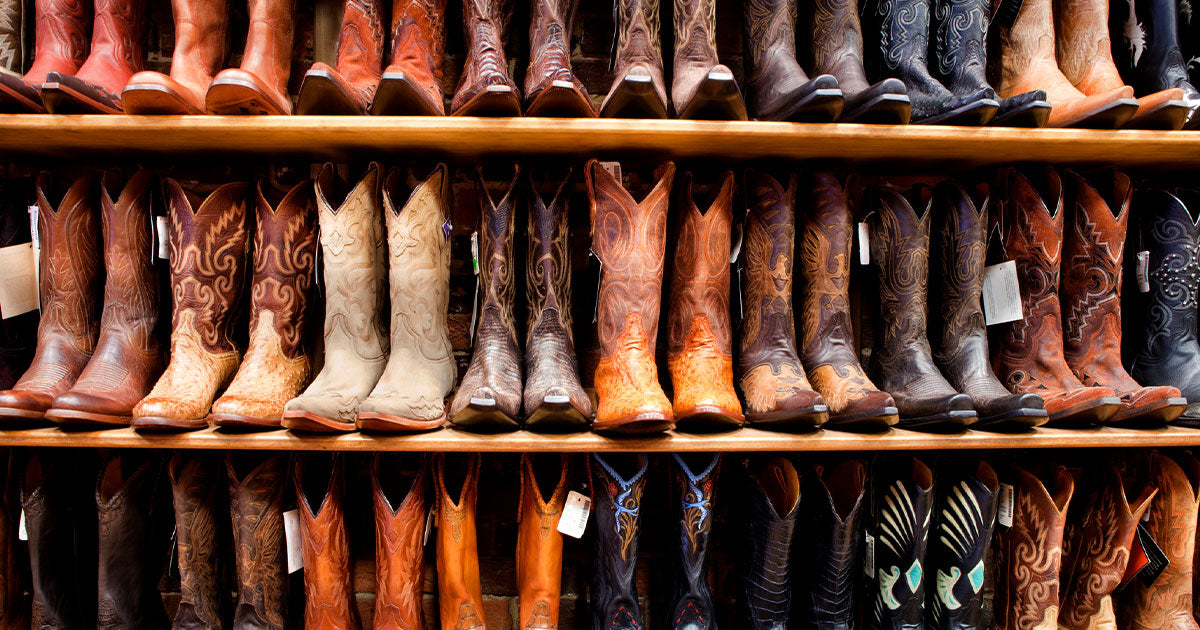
[
  {"left": 296, "top": 69, "right": 367, "bottom": 116},
  {"left": 1106, "top": 397, "right": 1188, "bottom": 424},
  {"left": 206, "top": 77, "right": 290, "bottom": 115},
  {"left": 40, "top": 75, "right": 123, "bottom": 114},
  {"left": 599, "top": 75, "right": 668, "bottom": 119},
  {"left": 526, "top": 80, "right": 597, "bottom": 118},
  {"left": 122, "top": 83, "right": 205, "bottom": 115},
  {"left": 450, "top": 398, "right": 521, "bottom": 432},
  {"left": 972, "top": 407, "right": 1049, "bottom": 431},
  {"left": 130, "top": 416, "right": 209, "bottom": 431},
  {"left": 356, "top": 410, "right": 446, "bottom": 433},
  {"left": 592, "top": 411, "right": 675, "bottom": 434},
  {"left": 1124, "top": 99, "right": 1190, "bottom": 130},
  {"left": 372, "top": 72, "right": 444, "bottom": 116},
  {"left": 1053, "top": 98, "right": 1139, "bottom": 129},
  {"left": 0, "top": 405, "right": 46, "bottom": 421},
  {"left": 840, "top": 93, "right": 911, "bottom": 125},
  {"left": 209, "top": 412, "right": 281, "bottom": 430},
  {"left": 988, "top": 100, "right": 1052, "bottom": 128},
  {"left": 745, "top": 404, "right": 829, "bottom": 429},
  {"left": 281, "top": 410, "right": 357, "bottom": 433},
  {"left": 674, "top": 407, "right": 745, "bottom": 432},
  {"left": 822, "top": 406, "right": 899, "bottom": 432},
  {"left": 897, "top": 409, "right": 978, "bottom": 431},
  {"left": 915, "top": 98, "right": 999, "bottom": 126},
  {"left": 1047, "top": 396, "right": 1122, "bottom": 424},
  {"left": 524, "top": 397, "right": 590, "bottom": 432},
  {"left": 675, "top": 70, "right": 749, "bottom": 121},
  {"left": 44, "top": 408, "right": 130, "bottom": 425},
  {"left": 0, "top": 72, "right": 47, "bottom": 113},
  {"left": 452, "top": 85, "right": 522, "bottom": 117}
]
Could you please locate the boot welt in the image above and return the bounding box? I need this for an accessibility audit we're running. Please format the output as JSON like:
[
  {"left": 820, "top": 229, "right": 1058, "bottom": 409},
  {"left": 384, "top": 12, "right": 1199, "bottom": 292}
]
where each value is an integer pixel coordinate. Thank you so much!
[
  {"left": 281, "top": 410, "right": 357, "bottom": 433},
  {"left": 452, "top": 84, "right": 522, "bottom": 117},
  {"left": 526, "top": 80, "right": 597, "bottom": 118},
  {"left": 40, "top": 74, "right": 124, "bottom": 114},
  {"left": 675, "top": 70, "right": 750, "bottom": 121},
  {"left": 1123, "top": 98, "right": 1190, "bottom": 130},
  {"left": 1051, "top": 97, "right": 1138, "bottom": 128},
  {"left": 896, "top": 408, "right": 978, "bottom": 431},
  {"left": 44, "top": 407, "right": 131, "bottom": 425},
  {"left": 356, "top": 410, "right": 446, "bottom": 433},
  {"left": 823, "top": 406, "right": 899, "bottom": 432},
  {"left": 840, "top": 91, "right": 911, "bottom": 125},
  {"left": 972, "top": 406, "right": 1049, "bottom": 430},
  {"left": 0, "top": 72, "right": 47, "bottom": 113},
  {"left": 599, "top": 74, "right": 668, "bottom": 119},
  {"left": 592, "top": 411, "right": 674, "bottom": 434},
  {"left": 674, "top": 405, "right": 745, "bottom": 431},
  {"left": 208, "top": 412, "right": 282, "bottom": 430},
  {"left": 206, "top": 76, "right": 290, "bottom": 115},
  {"left": 0, "top": 405, "right": 46, "bottom": 420},
  {"left": 372, "top": 71, "right": 446, "bottom": 116},
  {"left": 744, "top": 403, "right": 829, "bottom": 428},
  {"left": 1047, "top": 396, "right": 1122, "bottom": 424},
  {"left": 988, "top": 99, "right": 1052, "bottom": 128},
  {"left": 131, "top": 415, "right": 210, "bottom": 431},
  {"left": 450, "top": 399, "right": 521, "bottom": 432},
  {"left": 1106, "top": 397, "right": 1188, "bottom": 424},
  {"left": 524, "top": 398, "right": 590, "bottom": 432},
  {"left": 914, "top": 97, "right": 998, "bottom": 125},
  {"left": 122, "top": 81, "right": 205, "bottom": 115},
  {"left": 751, "top": 75, "right": 843, "bottom": 123}
]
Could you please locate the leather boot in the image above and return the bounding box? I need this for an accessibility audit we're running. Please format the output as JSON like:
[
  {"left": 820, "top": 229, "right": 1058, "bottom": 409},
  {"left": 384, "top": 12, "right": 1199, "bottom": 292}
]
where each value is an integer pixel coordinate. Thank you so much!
[
  {"left": 867, "top": 185, "right": 976, "bottom": 429},
  {"left": 0, "top": 188, "right": 38, "bottom": 391},
  {"left": 0, "top": 450, "right": 28, "bottom": 630},
  {"left": 523, "top": 169, "right": 591, "bottom": 430},
  {"left": 371, "top": 454, "right": 427, "bottom": 628},
  {"left": 0, "top": 0, "right": 89, "bottom": 112},
  {"left": 206, "top": 0, "right": 296, "bottom": 114},
  {"left": 121, "top": 0, "right": 227, "bottom": 113},
  {"left": 667, "top": 454, "right": 718, "bottom": 630},
  {"left": 929, "top": 180, "right": 1047, "bottom": 427},
  {"left": 524, "top": 0, "right": 593, "bottom": 117},
  {"left": 1110, "top": 0, "right": 1200, "bottom": 127},
  {"left": 357, "top": 165, "right": 455, "bottom": 432},
  {"left": 924, "top": 460, "right": 998, "bottom": 630},
  {"left": 669, "top": 170, "right": 743, "bottom": 429},
  {"left": 294, "top": 454, "right": 360, "bottom": 630},
  {"left": 1062, "top": 170, "right": 1186, "bottom": 423},
  {"left": 297, "top": 0, "right": 385, "bottom": 115},
  {"left": 798, "top": 172, "right": 897, "bottom": 429},
  {"left": 516, "top": 454, "right": 568, "bottom": 629},
  {"left": 133, "top": 180, "right": 249, "bottom": 430},
  {"left": 587, "top": 160, "right": 674, "bottom": 433},
  {"left": 735, "top": 457, "right": 799, "bottom": 630},
  {"left": 450, "top": 0, "right": 520, "bottom": 116},
  {"left": 599, "top": 0, "right": 667, "bottom": 118},
  {"left": 672, "top": 0, "right": 745, "bottom": 119},
  {"left": 169, "top": 452, "right": 230, "bottom": 630},
  {"left": 866, "top": 457, "right": 933, "bottom": 630},
  {"left": 804, "top": 0, "right": 909, "bottom": 123},
  {"left": 0, "top": 0, "right": 23, "bottom": 74},
  {"left": 1059, "top": 465, "right": 1157, "bottom": 630},
  {"left": 284, "top": 164, "right": 389, "bottom": 432},
  {"left": 435, "top": 453, "right": 485, "bottom": 630},
  {"left": 590, "top": 453, "right": 647, "bottom": 630},
  {"left": 210, "top": 180, "right": 318, "bottom": 429},
  {"left": 449, "top": 166, "right": 523, "bottom": 430},
  {"left": 372, "top": 0, "right": 446, "bottom": 115},
  {"left": 96, "top": 454, "right": 171, "bottom": 630},
  {"left": 738, "top": 169, "right": 827, "bottom": 428},
  {"left": 991, "top": 168, "right": 1121, "bottom": 424},
  {"left": 40, "top": 0, "right": 144, "bottom": 113},
  {"left": 0, "top": 174, "right": 102, "bottom": 422},
  {"left": 47, "top": 171, "right": 163, "bottom": 426},
  {"left": 798, "top": 459, "right": 866, "bottom": 630},
  {"left": 227, "top": 453, "right": 287, "bottom": 630},
  {"left": 743, "top": 0, "right": 839, "bottom": 121}
]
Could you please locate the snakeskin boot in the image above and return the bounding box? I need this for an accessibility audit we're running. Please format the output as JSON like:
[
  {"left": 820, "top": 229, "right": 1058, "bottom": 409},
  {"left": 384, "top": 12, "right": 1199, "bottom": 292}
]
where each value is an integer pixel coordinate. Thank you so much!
[
  {"left": 799, "top": 458, "right": 866, "bottom": 630},
  {"left": 450, "top": 0, "right": 520, "bottom": 115},
  {"left": 524, "top": 0, "right": 592, "bottom": 116},
  {"left": 737, "top": 457, "right": 799, "bottom": 630}
]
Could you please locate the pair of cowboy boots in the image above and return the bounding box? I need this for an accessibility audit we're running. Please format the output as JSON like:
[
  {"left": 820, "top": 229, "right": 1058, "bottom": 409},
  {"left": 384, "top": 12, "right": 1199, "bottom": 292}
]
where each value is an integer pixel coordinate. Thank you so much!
[
  {"left": 1110, "top": 0, "right": 1200, "bottom": 127},
  {"left": 742, "top": 0, "right": 845, "bottom": 122},
  {"left": 294, "top": 454, "right": 360, "bottom": 629},
  {"left": 450, "top": 165, "right": 591, "bottom": 431}
]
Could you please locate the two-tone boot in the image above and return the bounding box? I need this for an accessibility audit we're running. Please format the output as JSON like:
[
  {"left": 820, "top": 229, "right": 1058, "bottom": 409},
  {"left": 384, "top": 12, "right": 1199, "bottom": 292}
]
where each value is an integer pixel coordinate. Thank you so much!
[
  {"left": 450, "top": 0, "right": 520, "bottom": 116},
  {"left": 371, "top": 454, "right": 427, "bottom": 628},
  {"left": 672, "top": 0, "right": 745, "bottom": 119},
  {"left": 121, "top": 0, "right": 228, "bottom": 113},
  {"left": 924, "top": 460, "right": 998, "bottom": 630},
  {"left": 599, "top": 0, "right": 667, "bottom": 118},
  {"left": 736, "top": 457, "right": 799, "bottom": 630},
  {"left": 516, "top": 454, "right": 568, "bottom": 629},
  {"left": 206, "top": 0, "right": 297, "bottom": 114},
  {"left": 435, "top": 453, "right": 486, "bottom": 630},
  {"left": 590, "top": 453, "right": 647, "bottom": 630},
  {"left": 0, "top": 0, "right": 89, "bottom": 112},
  {"left": 295, "top": 454, "right": 360, "bottom": 629},
  {"left": 168, "top": 452, "right": 230, "bottom": 629},
  {"left": 865, "top": 457, "right": 934, "bottom": 630},
  {"left": 744, "top": 0, "right": 842, "bottom": 122},
  {"left": 524, "top": 0, "right": 592, "bottom": 116},
  {"left": 667, "top": 454, "right": 719, "bottom": 630},
  {"left": 798, "top": 459, "right": 866, "bottom": 629},
  {"left": 0, "top": 450, "right": 27, "bottom": 630},
  {"left": 1110, "top": 0, "right": 1200, "bottom": 127},
  {"left": 297, "top": 0, "right": 386, "bottom": 114},
  {"left": 804, "top": 0, "right": 908, "bottom": 123},
  {"left": 372, "top": 0, "right": 447, "bottom": 115},
  {"left": 227, "top": 453, "right": 288, "bottom": 630},
  {"left": 41, "top": 0, "right": 145, "bottom": 113}
]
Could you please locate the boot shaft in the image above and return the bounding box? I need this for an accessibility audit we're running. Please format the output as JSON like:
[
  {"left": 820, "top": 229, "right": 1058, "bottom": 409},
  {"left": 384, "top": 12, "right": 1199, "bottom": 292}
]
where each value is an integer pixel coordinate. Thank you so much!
[
  {"left": 526, "top": 169, "right": 574, "bottom": 337},
  {"left": 867, "top": 457, "right": 933, "bottom": 630},
  {"left": 371, "top": 454, "right": 427, "bottom": 629},
  {"left": 32, "top": 172, "right": 103, "bottom": 358},
  {"left": 334, "top": 0, "right": 385, "bottom": 74},
  {"left": 27, "top": 0, "right": 91, "bottom": 78},
  {"left": 226, "top": 453, "right": 287, "bottom": 630},
  {"left": 1054, "top": 0, "right": 1120, "bottom": 90},
  {"left": 866, "top": 0, "right": 935, "bottom": 74},
  {"left": 527, "top": 0, "right": 579, "bottom": 83},
  {"left": 590, "top": 453, "right": 647, "bottom": 629},
  {"left": 868, "top": 185, "right": 935, "bottom": 355},
  {"left": 87, "top": 0, "right": 146, "bottom": 73},
  {"left": 389, "top": 0, "right": 446, "bottom": 73},
  {"left": 802, "top": 459, "right": 866, "bottom": 627},
  {"left": 247, "top": 179, "right": 317, "bottom": 362},
  {"left": 745, "top": 0, "right": 796, "bottom": 67},
  {"left": 738, "top": 457, "right": 799, "bottom": 630},
  {"left": 167, "top": 0, "right": 227, "bottom": 79},
  {"left": 461, "top": 0, "right": 511, "bottom": 70},
  {"left": 925, "top": 460, "right": 998, "bottom": 630},
  {"left": 669, "top": 454, "right": 719, "bottom": 609},
  {"left": 435, "top": 453, "right": 485, "bottom": 630},
  {"left": 798, "top": 172, "right": 855, "bottom": 365},
  {"left": 242, "top": 0, "right": 296, "bottom": 86},
  {"left": 740, "top": 169, "right": 798, "bottom": 368},
  {"left": 98, "top": 171, "right": 157, "bottom": 331},
  {"left": 516, "top": 454, "right": 567, "bottom": 630},
  {"left": 169, "top": 452, "right": 229, "bottom": 629},
  {"left": 612, "top": 0, "right": 663, "bottom": 71},
  {"left": 1122, "top": 0, "right": 1193, "bottom": 92},
  {"left": 929, "top": 180, "right": 990, "bottom": 367},
  {"left": 674, "top": 0, "right": 719, "bottom": 70},
  {"left": 96, "top": 454, "right": 171, "bottom": 630},
  {"left": 932, "top": 0, "right": 990, "bottom": 93},
  {"left": 294, "top": 454, "right": 359, "bottom": 629},
  {"left": 475, "top": 166, "right": 520, "bottom": 340},
  {"left": 807, "top": 0, "right": 869, "bottom": 85},
  {"left": 668, "top": 170, "right": 734, "bottom": 358}
]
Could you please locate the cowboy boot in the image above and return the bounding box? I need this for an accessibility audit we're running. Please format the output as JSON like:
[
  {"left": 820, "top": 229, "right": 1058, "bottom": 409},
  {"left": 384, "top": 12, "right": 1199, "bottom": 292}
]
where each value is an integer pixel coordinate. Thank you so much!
[
  {"left": 450, "top": 166, "right": 523, "bottom": 430},
  {"left": 0, "top": 174, "right": 101, "bottom": 422},
  {"left": 227, "top": 453, "right": 287, "bottom": 630},
  {"left": 524, "top": 0, "right": 593, "bottom": 116},
  {"left": 1059, "top": 465, "right": 1157, "bottom": 630},
  {"left": 0, "top": 0, "right": 89, "bottom": 112},
  {"left": 169, "top": 452, "right": 230, "bottom": 630},
  {"left": 206, "top": 0, "right": 296, "bottom": 114},
  {"left": 295, "top": 454, "right": 360, "bottom": 630},
  {"left": 929, "top": 180, "right": 1047, "bottom": 428},
  {"left": 672, "top": 0, "right": 745, "bottom": 119},
  {"left": 210, "top": 180, "right": 318, "bottom": 429},
  {"left": 599, "top": 0, "right": 667, "bottom": 118},
  {"left": 590, "top": 453, "right": 647, "bottom": 630},
  {"left": 924, "top": 460, "right": 998, "bottom": 630},
  {"left": 804, "top": 0, "right": 909, "bottom": 123},
  {"left": 450, "top": 0, "right": 519, "bottom": 116},
  {"left": 0, "top": 0, "right": 23, "bottom": 74},
  {"left": 798, "top": 459, "right": 866, "bottom": 630},
  {"left": 739, "top": 169, "right": 827, "bottom": 428},
  {"left": 666, "top": 454, "right": 719, "bottom": 630},
  {"left": 798, "top": 172, "right": 897, "bottom": 429},
  {"left": 371, "top": 454, "right": 427, "bottom": 629},
  {"left": 743, "top": 0, "right": 840, "bottom": 121},
  {"left": 372, "top": 0, "right": 446, "bottom": 115},
  {"left": 297, "top": 0, "right": 385, "bottom": 114},
  {"left": 523, "top": 169, "right": 591, "bottom": 429},
  {"left": 991, "top": 168, "right": 1121, "bottom": 424},
  {"left": 284, "top": 164, "right": 389, "bottom": 432},
  {"left": 865, "top": 457, "right": 933, "bottom": 630},
  {"left": 121, "top": 0, "right": 227, "bottom": 113},
  {"left": 357, "top": 165, "right": 455, "bottom": 432},
  {"left": 669, "top": 170, "right": 743, "bottom": 429},
  {"left": 867, "top": 185, "right": 976, "bottom": 429},
  {"left": 47, "top": 171, "right": 163, "bottom": 426},
  {"left": 516, "top": 454, "right": 568, "bottom": 630},
  {"left": 1062, "top": 170, "right": 1186, "bottom": 423},
  {"left": 0, "top": 187, "right": 38, "bottom": 391},
  {"left": 1110, "top": 0, "right": 1200, "bottom": 127},
  {"left": 435, "top": 454, "right": 485, "bottom": 630},
  {"left": 39, "top": 0, "right": 144, "bottom": 113},
  {"left": 0, "top": 450, "right": 27, "bottom": 630},
  {"left": 132, "top": 180, "right": 249, "bottom": 431},
  {"left": 735, "top": 457, "right": 799, "bottom": 630}
]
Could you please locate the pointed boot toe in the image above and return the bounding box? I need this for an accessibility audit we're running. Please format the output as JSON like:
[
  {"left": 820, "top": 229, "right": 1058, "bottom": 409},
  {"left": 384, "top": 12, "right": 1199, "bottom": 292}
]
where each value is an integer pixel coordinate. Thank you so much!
[
  {"left": 1050, "top": 88, "right": 1139, "bottom": 128},
  {"left": 600, "top": 72, "right": 669, "bottom": 119},
  {"left": 41, "top": 72, "right": 124, "bottom": 114},
  {"left": 525, "top": 80, "right": 595, "bottom": 118},
  {"left": 990, "top": 90, "right": 1052, "bottom": 127},
  {"left": 122, "top": 72, "right": 206, "bottom": 114},
  {"left": 918, "top": 91, "right": 999, "bottom": 125},
  {"left": 452, "top": 83, "right": 522, "bottom": 117},
  {"left": 297, "top": 63, "right": 369, "bottom": 115},
  {"left": 209, "top": 395, "right": 291, "bottom": 429},
  {"left": 1125, "top": 88, "right": 1190, "bottom": 129},
  {"left": 0, "top": 73, "right": 47, "bottom": 112},
  {"left": 373, "top": 69, "right": 446, "bottom": 115},
  {"left": 450, "top": 388, "right": 521, "bottom": 431},
  {"left": 841, "top": 78, "right": 911, "bottom": 124},
  {"left": 0, "top": 390, "right": 52, "bottom": 420},
  {"left": 206, "top": 69, "right": 292, "bottom": 115},
  {"left": 1106, "top": 386, "right": 1187, "bottom": 424},
  {"left": 674, "top": 66, "right": 749, "bottom": 120},
  {"left": 523, "top": 392, "right": 590, "bottom": 431},
  {"left": 45, "top": 391, "right": 133, "bottom": 425}
]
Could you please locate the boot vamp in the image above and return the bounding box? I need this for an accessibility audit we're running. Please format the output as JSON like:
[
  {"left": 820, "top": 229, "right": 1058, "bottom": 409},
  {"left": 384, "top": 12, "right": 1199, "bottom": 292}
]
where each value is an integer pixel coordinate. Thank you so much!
[
  {"left": 672, "top": 597, "right": 715, "bottom": 630},
  {"left": 1130, "top": 341, "right": 1200, "bottom": 400},
  {"left": 524, "top": 315, "right": 591, "bottom": 417},
  {"left": 938, "top": 339, "right": 1013, "bottom": 400},
  {"left": 134, "top": 335, "right": 238, "bottom": 421},
  {"left": 10, "top": 337, "right": 92, "bottom": 398},
  {"left": 76, "top": 52, "right": 139, "bottom": 95},
  {"left": 360, "top": 348, "right": 454, "bottom": 420},
  {"left": 873, "top": 341, "right": 962, "bottom": 415},
  {"left": 61, "top": 326, "right": 162, "bottom": 412},
  {"left": 285, "top": 346, "right": 385, "bottom": 421},
  {"left": 213, "top": 322, "right": 310, "bottom": 419},
  {"left": 450, "top": 312, "right": 523, "bottom": 418},
  {"left": 747, "top": 49, "right": 813, "bottom": 115}
]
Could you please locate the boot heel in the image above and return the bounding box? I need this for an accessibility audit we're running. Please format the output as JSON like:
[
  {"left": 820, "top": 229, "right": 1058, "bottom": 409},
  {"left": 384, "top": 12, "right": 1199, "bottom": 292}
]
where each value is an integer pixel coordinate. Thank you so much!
[
  {"left": 297, "top": 67, "right": 365, "bottom": 116},
  {"left": 600, "top": 74, "right": 668, "bottom": 119},
  {"left": 525, "top": 80, "right": 595, "bottom": 118},
  {"left": 452, "top": 84, "right": 521, "bottom": 117},
  {"left": 373, "top": 72, "right": 445, "bottom": 116}
]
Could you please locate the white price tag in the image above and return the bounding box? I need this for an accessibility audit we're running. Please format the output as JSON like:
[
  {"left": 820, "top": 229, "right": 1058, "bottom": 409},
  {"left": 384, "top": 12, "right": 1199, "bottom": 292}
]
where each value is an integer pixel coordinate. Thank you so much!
[
  {"left": 982, "top": 261, "right": 1024, "bottom": 325},
  {"left": 998, "top": 482, "right": 1015, "bottom": 528},
  {"left": 18, "top": 510, "right": 26, "bottom": 541},
  {"left": 283, "top": 509, "right": 303, "bottom": 573},
  {"left": 0, "top": 244, "right": 39, "bottom": 319},
  {"left": 857, "top": 222, "right": 870, "bottom": 265},
  {"left": 729, "top": 224, "right": 744, "bottom": 264},
  {"left": 556, "top": 491, "right": 592, "bottom": 539},
  {"left": 155, "top": 216, "right": 169, "bottom": 260},
  {"left": 863, "top": 530, "right": 875, "bottom": 577},
  {"left": 599, "top": 162, "right": 623, "bottom": 183},
  {"left": 424, "top": 507, "right": 435, "bottom": 547},
  {"left": 27, "top": 206, "right": 38, "bottom": 249},
  {"left": 1136, "top": 251, "right": 1150, "bottom": 293}
]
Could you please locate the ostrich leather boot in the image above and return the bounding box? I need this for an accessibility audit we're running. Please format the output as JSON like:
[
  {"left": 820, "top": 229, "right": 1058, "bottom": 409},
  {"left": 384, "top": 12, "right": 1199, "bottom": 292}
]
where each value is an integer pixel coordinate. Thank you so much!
[
  {"left": 929, "top": 180, "right": 1047, "bottom": 427},
  {"left": 736, "top": 457, "right": 800, "bottom": 630},
  {"left": 590, "top": 453, "right": 648, "bottom": 630},
  {"left": 48, "top": 171, "right": 163, "bottom": 426},
  {"left": 0, "top": 450, "right": 27, "bottom": 630},
  {"left": 40, "top": 0, "right": 146, "bottom": 114},
  {"left": 227, "top": 453, "right": 288, "bottom": 630},
  {"left": 450, "top": 0, "right": 519, "bottom": 116},
  {"left": 587, "top": 160, "right": 674, "bottom": 433},
  {"left": 284, "top": 164, "right": 389, "bottom": 432},
  {"left": 991, "top": 168, "right": 1121, "bottom": 424},
  {"left": 524, "top": 0, "right": 592, "bottom": 116},
  {"left": 450, "top": 166, "right": 523, "bottom": 429},
  {"left": 371, "top": 454, "right": 427, "bottom": 628},
  {"left": 169, "top": 452, "right": 230, "bottom": 630},
  {"left": 798, "top": 173, "right": 897, "bottom": 428},
  {"left": 516, "top": 454, "right": 568, "bottom": 630},
  {"left": 1062, "top": 170, "right": 1185, "bottom": 423},
  {"left": 867, "top": 185, "right": 976, "bottom": 429},
  {"left": 0, "top": 173, "right": 101, "bottom": 422},
  {"left": 357, "top": 166, "right": 455, "bottom": 432},
  {"left": 744, "top": 0, "right": 841, "bottom": 122},
  {"left": 798, "top": 459, "right": 866, "bottom": 630},
  {"left": 297, "top": 0, "right": 385, "bottom": 114},
  {"left": 295, "top": 455, "right": 361, "bottom": 630},
  {"left": 372, "top": 0, "right": 446, "bottom": 115},
  {"left": 668, "top": 170, "right": 743, "bottom": 429},
  {"left": 1059, "top": 466, "right": 1157, "bottom": 630},
  {"left": 672, "top": 0, "right": 745, "bottom": 119},
  {"left": 599, "top": 0, "right": 667, "bottom": 118},
  {"left": 206, "top": 0, "right": 296, "bottom": 114},
  {"left": 121, "top": 0, "right": 228, "bottom": 113},
  {"left": 1111, "top": 0, "right": 1200, "bottom": 127},
  {"left": 806, "top": 0, "right": 909, "bottom": 123},
  {"left": 738, "top": 170, "right": 827, "bottom": 427},
  {"left": 667, "top": 454, "right": 719, "bottom": 630},
  {"left": 210, "top": 180, "right": 317, "bottom": 429},
  {"left": 133, "top": 180, "right": 249, "bottom": 430},
  {"left": 924, "top": 460, "right": 998, "bottom": 630},
  {"left": 865, "top": 457, "right": 933, "bottom": 630},
  {"left": 523, "top": 170, "right": 591, "bottom": 429},
  {"left": 435, "top": 454, "right": 485, "bottom": 630},
  {"left": 0, "top": 0, "right": 89, "bottom": 112}
]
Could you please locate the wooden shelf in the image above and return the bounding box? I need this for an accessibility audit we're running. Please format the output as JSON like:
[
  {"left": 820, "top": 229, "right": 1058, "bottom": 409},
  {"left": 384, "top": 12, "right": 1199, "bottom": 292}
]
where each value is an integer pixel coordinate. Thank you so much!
[{"left": 2, "top": 115, "right": 1200, "bottom": 167}]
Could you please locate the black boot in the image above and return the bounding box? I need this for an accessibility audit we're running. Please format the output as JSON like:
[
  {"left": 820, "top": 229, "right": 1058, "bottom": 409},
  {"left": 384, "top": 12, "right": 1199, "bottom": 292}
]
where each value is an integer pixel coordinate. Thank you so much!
[
  {"left": 737, "top": 457, "right": 800, "bottom": 630},
  {"left": 667, "top": 454, "right": 719, "bottom": 630},
  {"left": 591, "top": 453, "right": 648, "bottom": 630},
  {"left": 799, "top": 459, "right": 866, "bottom": 630},
  {"left": 1112, "top": 0, "right": 1200, "bottom": 127},
  {"left": 866, "top": 457, "right": 934, "bottom": 630},
  {"left": 924, "top": 460, "right": 998, "bottom": 630}
]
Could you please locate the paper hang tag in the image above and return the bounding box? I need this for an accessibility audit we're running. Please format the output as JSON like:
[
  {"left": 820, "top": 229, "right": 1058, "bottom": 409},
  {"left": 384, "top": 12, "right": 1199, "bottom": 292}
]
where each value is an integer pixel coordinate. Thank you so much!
[
  {"left": 863, "top": 531, "right": 875, "bottom": 578},
  {"left": 729, "top": 224, "right": 744, "bottom": 264},
  {"left": 155, "top": 216, "right": 169, "bottom": 261},
  {"left": 166, "top": 527, "right": 179, "bottom": 579},
  {"left": 982, "top": 261, "right": 1024, "bottom": 325},
  {"left": 470, "top": 231, "right": 480, "bottom": 275},
  {"left": 282, "top": 509, "right": 303, "bottom": 573},
  {"left": 423, "top": 507, "right": 435, "bottom": 547},
  {"left": 857, "top": 222, "right": 870, "bottom": 265},
  {"left": 997, "top": 482, "right": 1015, "bottom": 528},
  {"left": 599, "top": 162, "right": 622, "bottom": 184},
  {"left": 557, "top": 491, "right": 592, "bottom": 539},
  {"left": 27, "top": 206, "right": 38, "bottom": 250},
  {"left": 17, "top": 510, "right": 26, "bottom": 541},
  {"left": 1137, "top": 251, "right": 1151, "bottom": 293},
  {"left": 0, "top": 244, "right": 39, "bottom": 319},
  {"left": 468, "top": 277, "right": 481, "bottom": 341}
]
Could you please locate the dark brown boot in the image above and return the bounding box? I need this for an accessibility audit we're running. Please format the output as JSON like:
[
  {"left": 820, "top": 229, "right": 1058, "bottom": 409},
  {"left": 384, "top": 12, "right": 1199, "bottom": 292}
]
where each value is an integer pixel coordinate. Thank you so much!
[
  {"left": 371, "top": 454, "right": 426, "bottom": 628},
  {"left": 744, "top": 0, "right": 841, "bottom": 121},
  {"left": 40, "top": 0, "right": 146, "bottom": 114},
  {"left": 804, "top": 0, "right": 910, "bottom": 122},
  {"left": 227, "top": 453, "right": 287, "bottom": 630},
  {"left": 599, "top": 0, "right": 667, "bottom": 118},
  {"left": 0, "top": 450, "right": 29, "bottom": 630},
  {"left": 0, "top": 0, "right": 89, "bottom": 113},
  {"left": 372, "top": 0, "right": 446, "bottom": 115},
  {"left": 294, "top": 454, "right": 360, "bottom": 630},
  {"left": 169, "top": 452, "right": 230, "bottom": 630},
  {"left": 671, "top": 0, "right": 745, "bottom": 119},
  {"left": 297, "top": 0, "right": 386, "bottom": 114},
  {"left": 524, "top": 0, "right": 592, "bottom": 117},
  {"left": 450, "top": 0, "right": 520, "bottom": 115}
]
